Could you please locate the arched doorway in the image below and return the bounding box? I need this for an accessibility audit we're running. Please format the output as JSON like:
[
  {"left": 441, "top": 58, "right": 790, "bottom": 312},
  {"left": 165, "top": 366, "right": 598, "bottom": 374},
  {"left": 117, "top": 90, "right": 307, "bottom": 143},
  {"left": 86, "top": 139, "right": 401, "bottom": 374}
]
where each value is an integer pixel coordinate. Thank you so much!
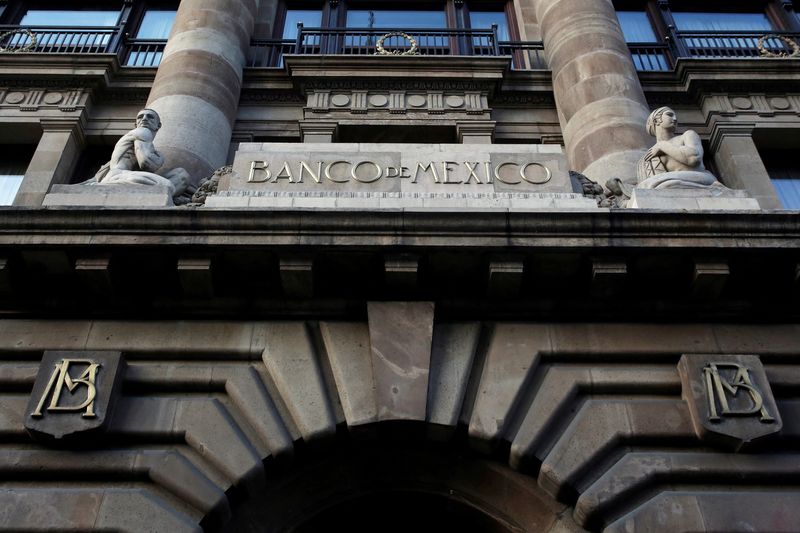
[{"left": 219, "top": 425, "right": 574, "bottom": 533}]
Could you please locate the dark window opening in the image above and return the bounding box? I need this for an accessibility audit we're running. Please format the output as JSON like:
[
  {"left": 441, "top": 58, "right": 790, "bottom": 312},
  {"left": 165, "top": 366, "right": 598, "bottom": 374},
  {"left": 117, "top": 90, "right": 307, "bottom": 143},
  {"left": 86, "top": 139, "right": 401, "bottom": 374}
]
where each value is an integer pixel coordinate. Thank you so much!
[
  {"left": 759, "top": 148, "right": 800, "bottom": 209},
  {"left": 0, "top": 145, "right": 35, "bottom": 205}
]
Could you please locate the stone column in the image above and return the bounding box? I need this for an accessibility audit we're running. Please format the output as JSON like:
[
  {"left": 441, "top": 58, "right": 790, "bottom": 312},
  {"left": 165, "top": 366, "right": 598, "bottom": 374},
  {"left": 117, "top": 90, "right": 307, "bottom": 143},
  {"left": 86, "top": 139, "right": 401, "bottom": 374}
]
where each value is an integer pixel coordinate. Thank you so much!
[
  {"left": 13, "top": 120, "right": 84, "bottom": 207},
  {"left": 711, "top": 126, "right": 781, "bottom": 209},
  {"left": 534, "top": 0, "right": 651, "bottom": 182},
  {"left": 146, "top": 0, "right": 258, "bottom": 182}
]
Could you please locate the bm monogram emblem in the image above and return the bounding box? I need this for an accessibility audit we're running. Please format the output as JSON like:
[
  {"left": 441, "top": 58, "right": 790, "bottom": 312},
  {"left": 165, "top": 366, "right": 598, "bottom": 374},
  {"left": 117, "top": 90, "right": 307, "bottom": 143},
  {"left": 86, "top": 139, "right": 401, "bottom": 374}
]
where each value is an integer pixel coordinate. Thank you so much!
[
  {"left": 25, "top": 351, "right": 125, "bottom": 441},
  {"left": 31, "top": 359, "right": 101, "bottom": 419},
  {"left": 679, "top": 354, "right": 782, "bottom": 451},
  {"left": 703, "top": 362, "right": 775, "bottom": 423}
]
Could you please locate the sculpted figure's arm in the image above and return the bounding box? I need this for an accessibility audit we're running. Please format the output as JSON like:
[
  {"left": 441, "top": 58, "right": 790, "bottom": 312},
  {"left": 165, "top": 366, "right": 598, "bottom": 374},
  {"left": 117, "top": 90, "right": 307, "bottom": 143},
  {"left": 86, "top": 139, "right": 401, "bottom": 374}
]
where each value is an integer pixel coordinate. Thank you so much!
[
  {"left": 649, "top": 131, "right": 703, "bottom": 168},
  {"left": 129, "top": 127, "right": 165, "bottom": 172}
]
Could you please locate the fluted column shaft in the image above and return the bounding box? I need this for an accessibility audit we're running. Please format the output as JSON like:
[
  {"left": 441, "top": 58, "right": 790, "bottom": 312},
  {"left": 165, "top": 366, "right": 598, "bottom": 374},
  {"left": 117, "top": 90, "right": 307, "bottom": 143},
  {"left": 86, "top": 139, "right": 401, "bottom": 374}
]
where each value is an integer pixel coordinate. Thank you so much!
[
  {"left": 146, "top": 0, "right": 258, "bottom": 181},
  {"left": 535, "top": 0, "right": 651, "bottom": 182}
]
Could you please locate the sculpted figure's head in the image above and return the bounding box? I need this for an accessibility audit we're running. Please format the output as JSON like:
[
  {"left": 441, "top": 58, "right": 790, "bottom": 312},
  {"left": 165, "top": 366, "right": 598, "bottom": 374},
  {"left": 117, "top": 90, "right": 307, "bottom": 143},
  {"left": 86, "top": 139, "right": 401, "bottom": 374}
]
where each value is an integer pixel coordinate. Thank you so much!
[
  {"left": 646, "top": 106, "right": 677, "bottom": 137},
  {"left": 135, "top": 108, "right": 162, "bottom": 132}
]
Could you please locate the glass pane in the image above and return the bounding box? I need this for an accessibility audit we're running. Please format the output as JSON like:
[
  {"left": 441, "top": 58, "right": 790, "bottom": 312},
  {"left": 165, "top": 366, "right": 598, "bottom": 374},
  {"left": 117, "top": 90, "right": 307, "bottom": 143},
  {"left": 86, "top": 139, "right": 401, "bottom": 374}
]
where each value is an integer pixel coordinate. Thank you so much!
[
  {"left": 773, "top": 179, "right": 800, "bottom": 209},
  {"left": 283, "top": 10, "right": 322, "bottom": 39},
  {"left": 135, "top": 11, "right": 176, "bottom": 39},
  {"left": 20, "top": 10, "right": 120, "bottom": 27},
  {"left": 346, "top": 10, "right": 447, "bottom": 29},
  {"left": 672, "top": 12, "right": 773, "bottom": 32},
  {"left": 617, "top": 11, "right": 658, "bottom": 43},
  {"left": 470, "top": 11, "right": 510, "bottom": 41},
  {"left": 0, "top": 175, "right": 23, "bottom": 206}
]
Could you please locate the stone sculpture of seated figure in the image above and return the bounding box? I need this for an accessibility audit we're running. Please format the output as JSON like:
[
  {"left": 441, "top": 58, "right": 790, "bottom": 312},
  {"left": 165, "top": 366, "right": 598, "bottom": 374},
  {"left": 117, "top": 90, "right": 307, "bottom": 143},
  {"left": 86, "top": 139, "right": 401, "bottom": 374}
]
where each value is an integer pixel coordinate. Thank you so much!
[
  {"left": 94, "top": 108, "right": 189, "bottom": 201},
  {"left": 636, "top": 106, "right": 724, "bottom": 190}
]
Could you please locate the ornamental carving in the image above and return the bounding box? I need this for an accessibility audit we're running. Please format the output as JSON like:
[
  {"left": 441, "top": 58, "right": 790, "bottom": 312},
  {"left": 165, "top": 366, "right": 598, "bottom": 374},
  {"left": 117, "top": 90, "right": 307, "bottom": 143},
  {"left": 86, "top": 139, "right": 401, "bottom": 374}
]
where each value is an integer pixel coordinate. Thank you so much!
[
  {"left": 375, "top": 32, "right": 420, "bottom": 56},
  {"left": 0, "top": 88, "right": 84, "bottom": 112},
  {"left": 679, "top": 354, "right": 782, "bottom": 451},
  {"left": 757, "top": 34, "right": 800, "bottom": 58}
]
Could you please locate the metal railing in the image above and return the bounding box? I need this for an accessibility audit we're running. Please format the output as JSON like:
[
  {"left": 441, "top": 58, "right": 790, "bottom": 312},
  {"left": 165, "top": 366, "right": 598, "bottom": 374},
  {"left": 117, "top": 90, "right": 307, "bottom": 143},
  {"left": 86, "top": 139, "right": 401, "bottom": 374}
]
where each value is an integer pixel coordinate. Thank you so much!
[
  {"left": 0, "top": 25, "right": 121, "bottom": 54},
  {"left": 2, "top": 24, "right": 797, "bottom": 73},
  {"left": 499, "top": 41, "right": 547, "bottom": 69},
  {"left": 248, "top": 25, "right": 547, "bottom": 69},
  {"left": 628, "top": 42, "right": 671, "bottom": 71},
  {"left": 675, "top": 30, "right": 800, "bottom": 59},
  {"left": 122, "top": 39, "right": 166, "bottom": 67},
  {"left": 632, "top": 30, "right": 800, "bottom": 71}
]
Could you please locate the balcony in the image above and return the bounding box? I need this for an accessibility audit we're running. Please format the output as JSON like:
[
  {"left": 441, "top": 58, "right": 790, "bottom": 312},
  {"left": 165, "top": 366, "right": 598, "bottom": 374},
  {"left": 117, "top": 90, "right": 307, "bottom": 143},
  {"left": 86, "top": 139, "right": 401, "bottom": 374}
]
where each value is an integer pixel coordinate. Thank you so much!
[
  {"left": 0, "top": 25, "right": 165, "bottom": 67},
  {"left": 631, "top": 30, "right": 800, "bottom": 71},
  {"left": 248, "top": 25, "right": 547, "bottom": 70},
  {"left": 0, "top": 24, "right": 797, "bottom": 73}
]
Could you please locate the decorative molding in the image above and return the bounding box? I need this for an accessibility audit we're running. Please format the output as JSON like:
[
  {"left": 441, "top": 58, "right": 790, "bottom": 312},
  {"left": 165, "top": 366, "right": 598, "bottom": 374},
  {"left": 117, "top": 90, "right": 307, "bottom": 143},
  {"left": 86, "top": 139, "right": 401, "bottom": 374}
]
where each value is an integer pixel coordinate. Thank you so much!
[
  {"left": 0, "top": 88, "right": 86, "bottom": 113},
  {"left": 302, "top": 89, "right": 492, "bottom": 118}
]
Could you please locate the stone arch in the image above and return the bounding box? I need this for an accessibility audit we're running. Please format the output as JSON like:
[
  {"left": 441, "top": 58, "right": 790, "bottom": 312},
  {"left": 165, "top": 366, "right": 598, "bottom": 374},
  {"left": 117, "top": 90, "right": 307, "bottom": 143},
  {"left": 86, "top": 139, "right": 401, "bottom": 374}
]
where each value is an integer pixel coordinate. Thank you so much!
[{"left": 3, "top": 317, "right": 800, "bottom": 532}]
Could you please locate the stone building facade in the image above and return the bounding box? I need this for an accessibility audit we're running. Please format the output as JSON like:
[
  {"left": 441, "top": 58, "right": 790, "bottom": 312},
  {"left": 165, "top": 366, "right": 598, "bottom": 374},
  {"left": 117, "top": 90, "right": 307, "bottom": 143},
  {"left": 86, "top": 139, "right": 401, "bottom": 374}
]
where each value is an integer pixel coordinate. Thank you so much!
[{"left": 0, "top": 0, "right": 799, "bottom": 531}]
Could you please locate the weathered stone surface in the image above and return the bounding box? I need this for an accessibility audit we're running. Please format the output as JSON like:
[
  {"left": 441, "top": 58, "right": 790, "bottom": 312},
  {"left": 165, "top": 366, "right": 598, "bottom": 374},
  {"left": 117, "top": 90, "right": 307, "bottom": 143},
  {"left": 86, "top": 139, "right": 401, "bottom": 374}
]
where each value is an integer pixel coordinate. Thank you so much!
[
  {"left": 576, "top": 452, "right": 800, "bottom": 530},
  {"left": 469, "top": 324, "right": 550, "bottom": 451},
  {"left": 679, "top": 354, "right": 782, "bottom": 450},
  {"left": 510, "top": 365, "right": 679, "bottom": 470},
  {"left": 427, "top": 323, "right": 481, "bottom": 428},
  {"left": 0, "top": 488, "right": 201, "bottom": 533},
  {"left": 261, "top": 322, "right": 336, "bottom": 441},
  {"left": 13, "top": 121, "right": 83, "bottom": 207},
  {"left": 629, "top": 188, "right": 760, "bottom": 210},
  {"left": 604, "top": 491, "right": 800, "bottom": 533},
  {"left": 25, "top": 351, "right": 125, "bottom": 441},
  {"left": 320, "top": 322, "right": 378, "bottom": 426},
  {"left": 367, "top": 302, "right": 434, "bottom": 421},
  {"left": 147, "top": 0, "right": 258, "bottom": 180},
  {"left": 538, "top": 399, "right": 694, "bottom": 500},
  {"left": 43, "top": 184, "right": 173, "bottom": 207},
  {"left": 535, "top": 0, "right": 650, "bottom": 181}
]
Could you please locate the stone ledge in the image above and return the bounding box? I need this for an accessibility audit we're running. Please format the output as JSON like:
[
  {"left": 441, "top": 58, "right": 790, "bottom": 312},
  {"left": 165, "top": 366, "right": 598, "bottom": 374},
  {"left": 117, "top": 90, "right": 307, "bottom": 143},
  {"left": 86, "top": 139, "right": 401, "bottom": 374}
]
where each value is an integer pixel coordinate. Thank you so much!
[
  {"left": 629, "top": 188, "right": 760, "bottom": 211},
  {"left": 43, "top": 184, "right": 173, "bottom": 207}
]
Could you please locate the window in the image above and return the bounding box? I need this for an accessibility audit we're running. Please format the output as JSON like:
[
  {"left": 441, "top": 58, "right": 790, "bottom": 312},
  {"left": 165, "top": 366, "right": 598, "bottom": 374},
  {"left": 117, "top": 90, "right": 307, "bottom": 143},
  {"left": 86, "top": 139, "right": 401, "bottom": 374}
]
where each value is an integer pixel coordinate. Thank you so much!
[
  {"left": 469, "top": 10, "right": 510, "bottom": 41},
  {"left": 671, "top": 12, "right": 773, "bottom": 32},
  {"left": 616, "top": 10, "right": 668, "bottom": 71},
  {"left": 266, "top": 1, "right": 517, "bottom": 64},
  {"left": 283, "top": 9, "right": 322, "bottom": 39},
  {"left": 617, "top": 11, "right": 658, "bottom": 43},
  {"left": 19, "top": 10, "right": 120, "bottom": 27},
  {"left": 345, "top": 9, "right": 447, "bottom": 29},
  {"left": 760, "top": 149, "right": 800, "bottom": 209},
  {"left": 125, "top": 9, "right": 177, "bottom": 66},
  {"left": 0, "top": 146, "right": 35, "bottom": 206},
  {"left": 134, "top": 10, "right": 176, "bottom": 39},
  {"left": 12, "top": 8, "right": 121, "bottom": 53}
]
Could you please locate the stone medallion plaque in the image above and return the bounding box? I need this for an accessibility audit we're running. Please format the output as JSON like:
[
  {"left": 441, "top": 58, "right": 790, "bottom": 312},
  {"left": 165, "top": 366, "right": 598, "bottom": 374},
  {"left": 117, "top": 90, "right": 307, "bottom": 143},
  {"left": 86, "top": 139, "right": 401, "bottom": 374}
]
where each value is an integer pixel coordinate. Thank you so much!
[
  {"left": 678, "top": 354, "right": 782, "bottom": 451},
  {"left": 207, "top": 143, "right": 596, "bottom": 210},
  {"left": 25, "top": 351, "right": 126, "bottom": 441}
]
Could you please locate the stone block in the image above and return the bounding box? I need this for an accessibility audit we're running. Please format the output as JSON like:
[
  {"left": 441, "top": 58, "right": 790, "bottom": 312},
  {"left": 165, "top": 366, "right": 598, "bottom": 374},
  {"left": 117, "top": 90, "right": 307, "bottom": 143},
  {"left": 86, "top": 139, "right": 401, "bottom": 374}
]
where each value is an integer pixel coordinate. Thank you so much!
[
  {"left": 427, "top": 323, "right": 481, "bottom": 429},
  {"left": 367, "top": 302, "right": 435, "bottom": 421},
  {"left": 629, "top": 188, "right": 760, "bottom": 210},
  {"left": 43, "top": 184, "right": 173, "bottom": 207},
  {"left": 320, "top": 322, "right": 377, "bottom": 426},
  {"left": 261, "top": 323, "right": 336, "bottom": 441}
]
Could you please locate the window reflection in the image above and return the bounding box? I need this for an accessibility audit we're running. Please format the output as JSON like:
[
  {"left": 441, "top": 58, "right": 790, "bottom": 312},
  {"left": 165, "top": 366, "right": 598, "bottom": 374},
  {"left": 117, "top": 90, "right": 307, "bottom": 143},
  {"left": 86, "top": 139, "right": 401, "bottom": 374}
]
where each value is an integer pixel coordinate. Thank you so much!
[
  {"left": 469, "top": 11, "right": 509, "bottom": 41},
  {"left": 135, "top": 10, "right": 176, "bottom": 39},
  {"left": 617, "top": 11, "right": 657, "bottom": 43},
  {"left": 346, "top": 10, "right": 447, "bottom": 29},
  {"left": 19, "top": 10, "right": 120, "bottom": 27},
  {"left": 283, "top": 10, "right": 322, "bottom": 39},
  {"left": 671, "top": 12, "right": 773, "bottom": 32}
]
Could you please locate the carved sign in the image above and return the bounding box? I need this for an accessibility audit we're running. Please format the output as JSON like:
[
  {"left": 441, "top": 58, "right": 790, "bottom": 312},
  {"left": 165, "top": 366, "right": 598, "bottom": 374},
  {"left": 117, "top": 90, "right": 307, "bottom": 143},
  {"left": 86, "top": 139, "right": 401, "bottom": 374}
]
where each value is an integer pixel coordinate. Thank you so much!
[
  {"left": 25, "top": 351, "right": 125, "bottom": 441},
  {"left": 679, "top": 354, "right": 782, "bottom": 451}
]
